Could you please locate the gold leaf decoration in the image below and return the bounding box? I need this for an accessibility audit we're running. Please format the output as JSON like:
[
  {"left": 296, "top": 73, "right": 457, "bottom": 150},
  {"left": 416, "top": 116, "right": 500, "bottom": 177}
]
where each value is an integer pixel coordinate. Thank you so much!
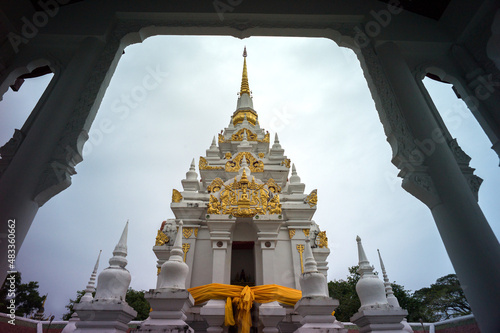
[
  {"left": 225, "top": 152, "right": 264, "bottom": 173},
  {"left": 225, "top": 152, "right": 232, "bottom": 159},
  {"left": 232, "top": 128, "right": 258, "bottom": 141},
  {"left": 207, "top": 169, "right": 281, "bottom": 217},
  {"left": 199, "top": 156, "right": 224, "bottom": 170},
  {"left": 207, "top": 178, "right": 225, "bottom": 193},
  {"left": 289, "top": 229, "right": 296, "bottom": 239},
  {"left": 232, "top": 109, "right": 258, "bottom": 126},
  {"left": 182, "top": 243, "right": 191, "bottom": 262},
  {"left": 262, "top": 133, "right": 270, "bottom": 143},
  {"left": 258, "top": 152, "right": 265, "bottom": 158},
  {"left": 281, "top": 158, "right": 291, "bottom": 168},
  {"left": 305, "top": 189, "right": 318, "bottom": 207},
  {"left": 155, "top": 230, "right": 169, "bottom": 246},
  {"left": 303, "top": 229, "right": 310, "bottom": 237},
  {"left": 266, "top": 178, "right": 281, "bottom": 193},
  {"left": 172, "top": 189, "right": 183, "bottom": 203},
  {"left": 207, "top": 194, "right": 222, "bottom": 214},
  {"left": 183, "top": 227, "right": 194, "bottom": 239},
  {"left": 296, "top": 244, "right": 305, "bottom": 273},
  {"left": 218, "top": 133, "right": 226, "bottom": 143},
  {"left": 316, "top": 231, "right": 328, "bottom": 248}
]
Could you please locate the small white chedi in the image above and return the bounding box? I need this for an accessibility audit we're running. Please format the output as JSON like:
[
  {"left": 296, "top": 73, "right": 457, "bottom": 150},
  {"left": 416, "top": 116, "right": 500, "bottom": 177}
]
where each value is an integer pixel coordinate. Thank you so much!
[
  {"left": 350, "top": 236, "right": 408, "bottom": 333},
  {"left": 71, "top": 222, "right": 137, "bottom": 333}
]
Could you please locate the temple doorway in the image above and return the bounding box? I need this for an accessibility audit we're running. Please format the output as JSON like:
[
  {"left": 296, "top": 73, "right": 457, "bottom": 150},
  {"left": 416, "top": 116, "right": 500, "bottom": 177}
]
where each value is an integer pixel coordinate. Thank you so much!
[{"left": 231, "top": 241, "right": 256, "bottom": 286}]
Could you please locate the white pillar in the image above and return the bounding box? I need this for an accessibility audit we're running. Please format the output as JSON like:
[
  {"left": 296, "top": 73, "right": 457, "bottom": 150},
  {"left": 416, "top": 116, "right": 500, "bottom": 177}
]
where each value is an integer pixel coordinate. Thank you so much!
[
  {"left": 254, "top": 217, "right": 283, "bottom": 285},
  {"left": 0, "top": 36, "right": 108, "bottom": 283},
  {"left": 362, "top": 41, "right": 500, "bottom": 333},
  {"left": 207, "top": 216, "right": 235, "bottom": 284}
]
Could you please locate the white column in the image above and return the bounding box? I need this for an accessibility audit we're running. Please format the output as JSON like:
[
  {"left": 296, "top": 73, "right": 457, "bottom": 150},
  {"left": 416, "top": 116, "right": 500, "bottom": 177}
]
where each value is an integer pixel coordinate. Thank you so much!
[
  {"left": 254, "top": 216, "right": 283, "bottom": 285},
  {"left": 206, "top": 216, "right": 235, "bottom": 284},
  {"left": 367, "top": 41, "right": 500, "bottom": 333},
  {"left": 0, "top": 37, "right": 109, "bottom": 283}
]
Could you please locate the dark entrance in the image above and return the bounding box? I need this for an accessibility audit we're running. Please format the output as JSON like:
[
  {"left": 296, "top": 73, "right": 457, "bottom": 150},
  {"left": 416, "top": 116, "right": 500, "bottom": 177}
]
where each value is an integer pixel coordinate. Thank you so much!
[{"left": 230, "top": 241, "right": 255, "bottom": 286}]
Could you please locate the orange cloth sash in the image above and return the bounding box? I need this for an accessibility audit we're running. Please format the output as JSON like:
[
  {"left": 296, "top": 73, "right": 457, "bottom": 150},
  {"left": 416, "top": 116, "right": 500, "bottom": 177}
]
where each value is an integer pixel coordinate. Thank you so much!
[{"left": 188, "top": 283, "right": 302, "bottom": 333}]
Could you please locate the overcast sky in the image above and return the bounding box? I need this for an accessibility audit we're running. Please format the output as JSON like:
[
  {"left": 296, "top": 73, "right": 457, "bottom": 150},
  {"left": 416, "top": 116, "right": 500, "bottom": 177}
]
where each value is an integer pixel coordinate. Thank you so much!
[{"left": 1, "top": 36, "right": 499, "bottom": 320}]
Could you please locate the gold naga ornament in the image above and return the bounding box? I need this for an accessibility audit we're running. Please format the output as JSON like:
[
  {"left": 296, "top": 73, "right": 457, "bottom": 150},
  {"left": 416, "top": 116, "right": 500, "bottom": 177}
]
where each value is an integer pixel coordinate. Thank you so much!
[
  {"left": 155, "top": 230, "right": 169, "bottom": 246},
  {"left": 305, "top": 189, "right": 318, "bottom": 207},
  {"left": 316, "top": 231, "right": 328, "bottom": 248},
  {"left": 225, "top": 152, "right": 264, "bottom": 173},
  {"left": 172, "top": 189, "right": 183, "bottom": 203},
  {"left": 207, "top": 169, "right": 282, "bottom": 217},
  {"left": 199, "top": 156, "right": 224, "bottom": 170}
]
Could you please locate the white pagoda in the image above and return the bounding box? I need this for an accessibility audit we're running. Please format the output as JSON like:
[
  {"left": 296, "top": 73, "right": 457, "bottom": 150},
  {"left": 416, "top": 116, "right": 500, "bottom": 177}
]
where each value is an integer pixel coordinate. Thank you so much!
[{"left": 152, "top": 48, "right": 333, "bottom": 332}]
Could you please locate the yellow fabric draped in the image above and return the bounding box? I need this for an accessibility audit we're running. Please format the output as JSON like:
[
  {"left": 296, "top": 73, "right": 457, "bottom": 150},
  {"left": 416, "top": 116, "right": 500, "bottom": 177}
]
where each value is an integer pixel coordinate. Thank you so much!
[{"left": 188, "top": 283, "right": 302, "bottom": 333}]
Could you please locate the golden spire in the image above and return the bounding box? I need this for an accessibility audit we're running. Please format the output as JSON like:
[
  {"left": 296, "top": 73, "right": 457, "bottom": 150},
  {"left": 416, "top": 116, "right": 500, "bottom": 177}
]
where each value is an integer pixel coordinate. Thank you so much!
[{"left": 240, "top": 46, "right": 250, "bottom": 95}]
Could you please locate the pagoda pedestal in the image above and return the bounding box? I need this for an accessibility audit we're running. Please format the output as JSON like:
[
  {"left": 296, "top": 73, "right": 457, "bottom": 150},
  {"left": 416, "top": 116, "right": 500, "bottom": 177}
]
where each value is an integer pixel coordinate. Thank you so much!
[
  {"left": 134, "top": 290, "right": 194, "bottom": 333},
  {"left": 200, "top": 299, "right": 226, "bottom": 333},
  {"left": 293, "top": 297, "right": 346, "bottom": 333},
  {"left": 73, "top": 301, "right": 137, "bottom": 333},
  {"left": 350, "top": 307, "right": 408, "bottom": 333},
  {"left": 259, "top": 301, "right": 286, "bottom": 333}
]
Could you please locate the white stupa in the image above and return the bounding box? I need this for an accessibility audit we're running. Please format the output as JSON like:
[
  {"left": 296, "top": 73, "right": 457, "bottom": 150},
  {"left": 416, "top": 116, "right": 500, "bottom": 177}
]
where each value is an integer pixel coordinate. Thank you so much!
[
  {"left": 350, "top": 236, "right": 407, "bottom": 333},
  {"left": 73, "top": 222, "right": 137, "bottom": 333}
]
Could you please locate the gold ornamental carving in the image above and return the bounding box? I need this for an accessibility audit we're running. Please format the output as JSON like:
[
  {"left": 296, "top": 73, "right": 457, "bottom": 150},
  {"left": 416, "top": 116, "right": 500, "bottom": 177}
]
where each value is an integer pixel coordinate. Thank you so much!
[
  {"left": 199, "top": 156, "right": 224, "bottom": 170},
  {"left": 316, "top": 231, "right": 328, "bottom": 248},
  {"left": 258, "top": 152, "right": 265, "bottom": 158},
  {"left": 302, "top": 229, "right": 310, "bottom": 237},
  {"left": 296, "top": 244, "right": 305, "bottom": 274},
  {"left": 207, "top": 194, "right": 222, "bottom": 214},
  {"left": 232, "top": 109, "right": 258, "bottom": 126},
  {"left": 305, "top": 189, "right": 318, "bottom": 207},
  {"left": 225, "top": 152, "right": 232, "bottom": 159},
  {"left": 288, "top": 229, "right": 296, "bottom": 239},
  {"left": 157, "top": 266, "right": 161, "bottom": 276},
  {"left": 266, "top": 178, "right": 281, "bottom": 193},
  {"left": 155, "top": 230, "right": 169, "bottom": 246},
  {"left": 183, "top": 227, "right": 194, "bottom": 239},
  {"left": 218, "top": 134, "right": 226, "bottom": 143},
  {"left": 281, "top": 158, "right": 291, "bottom": 168},
  {"left": 232, "top": 128, "right": 258, "bottom": 141},
  {"left": 225, "top": 152, "right": 264, "bottom": 173},
  {"left": 194, "top": 228, "right": 198, "bottom": 237},
  {"left": 172, "top": 189, "right": 183, "bottom": 203},
  {"left": 182, "top": 243, "right": 190, "bottom": 262},
  {"left": 262, "top": 133, "right": 270, "bottom": 143},
  {"left": 207, "top": 178, "right": 225, "bottom": 193},
  {"left": 206, "top": 169, "right": 282, "bottom": 218}
]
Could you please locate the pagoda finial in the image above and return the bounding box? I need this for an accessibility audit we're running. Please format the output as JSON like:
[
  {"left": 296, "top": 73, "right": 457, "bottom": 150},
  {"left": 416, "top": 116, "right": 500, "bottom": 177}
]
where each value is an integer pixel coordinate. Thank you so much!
[
  {"left": 240, "top": 46, "right": 250, "bottom": 96},
  {"left": 81, "top": 250, "right": 102, "bottom": 302},
  {"left": 378, "top": 249, "right": 400, "bottom": 307}
]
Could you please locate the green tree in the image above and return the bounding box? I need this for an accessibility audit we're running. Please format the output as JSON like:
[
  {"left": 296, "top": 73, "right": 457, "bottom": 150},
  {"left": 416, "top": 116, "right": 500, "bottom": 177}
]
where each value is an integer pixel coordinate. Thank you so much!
[
  {"left": 126, "top": 288, "right": 151, "bottom": 320},
  {"left": 0, "top": 272, "right": 45, "bottom": 317},
  {"left": 63, "top": 288, "right": 150, "bottom": 320},
  {"left": 328, "top": 266, "right": 361, "bottom": 322},
  {"left": 413, "top": 274, "right": 470, "bottom": 321},
  {"left": 62, "top": 290, "right": 85, "bottom": 320}
]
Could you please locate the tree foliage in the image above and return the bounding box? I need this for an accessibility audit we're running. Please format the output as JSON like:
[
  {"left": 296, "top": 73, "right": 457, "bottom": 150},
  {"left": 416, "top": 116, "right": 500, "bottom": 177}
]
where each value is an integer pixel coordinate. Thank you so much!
[
  {"left": 327, "top": 266, "right": 361, "bottom": 322},
  {"left": 0, "top": 272, "right": 45, "bottom": 317},
  {"left": 328, "top": 267, "right": 470, "bottom": 323},
  {"left": 125, "top": 289, "right": 151, "bottom": 320},
  {"left": 63, "top": 288, "right": 150, "bottom": 320},
  {"left": 412, "top": 274, "right": 471, "bottom": 321}
]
